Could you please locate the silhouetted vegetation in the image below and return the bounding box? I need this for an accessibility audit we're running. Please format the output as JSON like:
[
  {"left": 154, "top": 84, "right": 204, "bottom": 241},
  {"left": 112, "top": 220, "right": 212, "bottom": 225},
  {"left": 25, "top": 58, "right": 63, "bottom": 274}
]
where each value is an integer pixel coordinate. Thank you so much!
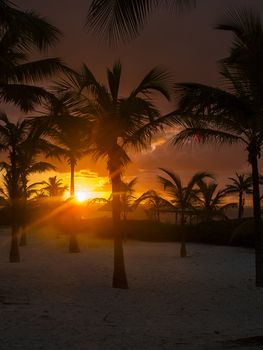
[{"left": 1, "top": 0, "right": 263, "bottom": 291}]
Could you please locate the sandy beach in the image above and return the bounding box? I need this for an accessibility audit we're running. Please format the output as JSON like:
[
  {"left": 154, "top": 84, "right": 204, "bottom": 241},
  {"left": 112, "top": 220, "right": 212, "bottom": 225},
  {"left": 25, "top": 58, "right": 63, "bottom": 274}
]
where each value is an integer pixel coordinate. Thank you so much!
[{"left": 0, "top": 228, "right": 262, "bottom": 350}]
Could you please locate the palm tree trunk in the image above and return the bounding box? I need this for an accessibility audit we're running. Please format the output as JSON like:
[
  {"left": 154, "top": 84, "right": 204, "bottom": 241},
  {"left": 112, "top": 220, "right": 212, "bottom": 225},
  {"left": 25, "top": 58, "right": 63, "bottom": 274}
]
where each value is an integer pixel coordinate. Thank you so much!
[
  {"left": 10, "top": 203, "right": 20, "bottom": 262},
  {"left": 68, "top": 159, "right": 80, "bottom": 253},
  {"left": 69, "top": 233, "right": 80, "bottom": 253},
  {"left": 70, "top": 160, "right": 75, "bottom": 197},
  {"left": 19, "top": 225, "right": 27, "bottom": 246},
  {"left": 250, "top": 152, "right": 263, "bottom": 286},
  {"left": 9, "top": 154, "right": 20, "bottom": 262},
  {"left": 111, "top": 174, "right": 128, "bottom": 289},
  {"left": 238, "top": 191, "right": 243, "bottom": 219},
  {"left": 20, "top": 196, "right": 27, "bottom": 247},
  {"left": 157, "top": 209, "right": 160, "bottom": 223},
  {"left": 180, "top": 209, "right": 187, "bottom": 257}
]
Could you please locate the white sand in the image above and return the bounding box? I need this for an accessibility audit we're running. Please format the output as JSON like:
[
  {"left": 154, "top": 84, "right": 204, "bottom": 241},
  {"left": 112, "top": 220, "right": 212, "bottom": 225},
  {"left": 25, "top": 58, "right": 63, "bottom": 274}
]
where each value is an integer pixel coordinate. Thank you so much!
[{"left": 0, "top": 228, "right": 262, "bottom": 350}]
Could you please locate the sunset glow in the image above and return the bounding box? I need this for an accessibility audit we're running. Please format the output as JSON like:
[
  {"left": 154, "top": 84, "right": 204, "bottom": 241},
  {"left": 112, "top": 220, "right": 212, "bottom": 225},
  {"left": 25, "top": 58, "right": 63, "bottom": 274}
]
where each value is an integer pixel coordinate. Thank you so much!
[{"left": 75, "top": 190, "right": 91, "bottom": 202}]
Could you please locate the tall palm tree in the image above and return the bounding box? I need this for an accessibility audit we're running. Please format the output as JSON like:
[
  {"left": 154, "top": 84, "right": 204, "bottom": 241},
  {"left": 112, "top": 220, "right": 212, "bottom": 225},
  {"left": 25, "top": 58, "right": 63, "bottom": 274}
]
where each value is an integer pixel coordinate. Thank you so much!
[
  {"left": 0, "top": 0, "right": 67, "bottom": 111},
  {"left": 225, "top": 173, "right": 252, "bottom": 219},
  {"left": 166, "top": 9, "right": 263, "bottom": 286},
  {"left": 87, "top": 0, "right": 196, "bottom": 45},
  {"left": 158, "top": 169, "right": 212, "bottom": 257},
  {"left": 44, "top": 97, "right": 91, "bottom": 198},
  {"left": 195, "top": 179, "right": 236, "bottom": 222},
  {"left": 47, "top": 115, "right": 89, "bottom": 253},
  {"left": 59, "top": 62, "right": 172, "bottom": 288},
  {"left": 134, "top": 189, "right": 173, "bottom": 223},
  {"left": 33, "top": 95, "right": 91, "bottom": 253}
]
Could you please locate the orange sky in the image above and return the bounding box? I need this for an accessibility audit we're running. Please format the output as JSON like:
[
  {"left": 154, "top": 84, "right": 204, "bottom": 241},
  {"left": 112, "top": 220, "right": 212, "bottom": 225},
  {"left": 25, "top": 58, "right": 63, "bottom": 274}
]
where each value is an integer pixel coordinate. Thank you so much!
[{"left": 8, "top": 0, "right": 263, "bottom": 199}]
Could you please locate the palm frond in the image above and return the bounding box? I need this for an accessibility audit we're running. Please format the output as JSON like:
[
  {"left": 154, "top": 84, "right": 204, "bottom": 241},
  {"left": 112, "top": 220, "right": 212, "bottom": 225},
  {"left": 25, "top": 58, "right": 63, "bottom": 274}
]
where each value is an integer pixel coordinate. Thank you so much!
[
  {"left": 132, "top": 67, "right": 172, "bottom": 101},
  {"left": 107, "top": 61, "right": 121, "bottom": 101},
  {"left": 158, "top": 168, "right": 182, "bottom": 191},
  {"left": 27, "top": 161, "right": 56, "bottom": 174},
  {"left": 0, "top": 1, "right": 61, "bottom": 51},
  {"left": 9, "top": 58, "right": 69, "bottom": 84},
  {"left": 86, "top": 0, "right": 196, "bottom": 45},
  {"left": 0, "top": 84, "right": 54, "bottom": 111},
  {"left": 171, "top": 127, "right": 242, "bottom": 147}
]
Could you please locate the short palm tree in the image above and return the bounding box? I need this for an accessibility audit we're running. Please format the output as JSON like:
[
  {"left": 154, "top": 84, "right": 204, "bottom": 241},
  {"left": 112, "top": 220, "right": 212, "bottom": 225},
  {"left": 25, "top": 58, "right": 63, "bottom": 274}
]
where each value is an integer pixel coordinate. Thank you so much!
[
  {"left": 87, "top": 0, "right": 196, "bottom": 45},
  {"left": 17, "top": 124, "right": 58, "bottom": 245},
  {"left": 158, "top": 169, "right": 212, "bottom": 256},
  {"left": 0, "top": 114, "right": 30, "bottom": 261},
  {"left": 0, "top": 114, "right": 56, "bottom": 254},
  {"left": 195, "top": 179, "right": 236, "bottom": 222},
  {"left": 167, "top": 9, "right": 263, "bottom": 285},
  {"left": 134, "top": 189, "right": 173, "bottom": 223},
  {"left": 59, "top": 61, "right": 172, "bottom": 288},
  {"left": 225, "top": 173, "right": 252, "bottom": 219},
  {"left": 40, "top": 176, "right": 68, "bottom": 198}
]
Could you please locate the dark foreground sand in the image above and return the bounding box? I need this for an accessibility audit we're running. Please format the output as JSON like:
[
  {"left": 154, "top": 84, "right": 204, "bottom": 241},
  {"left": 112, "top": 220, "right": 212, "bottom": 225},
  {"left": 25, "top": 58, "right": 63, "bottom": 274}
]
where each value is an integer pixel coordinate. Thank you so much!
[{"left": 0, "top": 227, "right": 262, "bottom": 350}]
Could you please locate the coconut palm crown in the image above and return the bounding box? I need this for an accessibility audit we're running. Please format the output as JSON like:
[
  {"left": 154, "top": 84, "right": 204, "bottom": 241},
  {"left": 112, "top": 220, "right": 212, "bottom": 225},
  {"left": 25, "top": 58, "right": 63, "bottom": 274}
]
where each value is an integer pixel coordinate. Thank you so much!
[
  {"left": 194, "top": 179, "right": 236, "bottom": 222},
  {"left": 158, "top": 168, "right": 213, "bottom": 256},
  {"left": 225, "top": 173, "right": 252, "bottom": 219}
]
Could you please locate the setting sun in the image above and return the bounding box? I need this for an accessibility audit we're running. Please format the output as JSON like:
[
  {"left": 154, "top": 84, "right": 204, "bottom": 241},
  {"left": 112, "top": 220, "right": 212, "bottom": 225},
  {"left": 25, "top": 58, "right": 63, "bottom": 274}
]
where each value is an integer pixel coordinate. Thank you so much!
[{"left": 75, "top": 190, "right": 90, "bottom": 202}]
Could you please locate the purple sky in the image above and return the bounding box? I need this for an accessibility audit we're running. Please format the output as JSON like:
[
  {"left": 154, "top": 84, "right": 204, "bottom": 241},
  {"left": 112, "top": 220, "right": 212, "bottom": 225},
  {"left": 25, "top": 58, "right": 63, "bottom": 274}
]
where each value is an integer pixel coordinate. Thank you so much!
[{"left": 13, "top": 0, "right": 263, "bottom": 193}]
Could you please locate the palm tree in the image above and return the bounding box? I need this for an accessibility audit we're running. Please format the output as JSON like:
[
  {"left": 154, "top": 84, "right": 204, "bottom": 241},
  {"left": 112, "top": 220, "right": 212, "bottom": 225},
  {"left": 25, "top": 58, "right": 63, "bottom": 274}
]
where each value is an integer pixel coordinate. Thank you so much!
[
  {"left": 0, "top": 114, "right": 56, "bottom": 255},
  {"left": 40, "top": 176, "right": 68, "bottom": 198},
  {"left": 34, "top": 95, "right": 92, "bottom": 253},
  {"left": 0, "top": 0, "right": 67, "bottom": 111},
  {"left": 0, "top": 114, "right": 30, "bottom": 262},
  {"left": 44, "top": 96, "right": 91, "bottom": 198},
  {"left": 59, "top": 62, "right": 172, "bottom": 288},
  {"left": 158, "top": 169, "right": 212, "bottom": 257},
  {"left": 16, "top": 124, "right": 57, "bottom": 245},
  {"left": 134, "top": 189, "right": 173, "bottom": 223},
  {"left": 46, "top": 115, "right": 88, "bottom": 253},
  {"left": 195, "top": 179, "right": 236, "bottom": 222},
  {"left": 87, "top": 0, "right": 196, "bottom": 45},
  {"left": 0, "top": 164, "right": 46, "bottom": 245},
  {"left": 225, "top": 173, "right": 252, "bottom": 219},
  {"left": 166, "top": 9, "right": 263, "bottom": 286}
]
